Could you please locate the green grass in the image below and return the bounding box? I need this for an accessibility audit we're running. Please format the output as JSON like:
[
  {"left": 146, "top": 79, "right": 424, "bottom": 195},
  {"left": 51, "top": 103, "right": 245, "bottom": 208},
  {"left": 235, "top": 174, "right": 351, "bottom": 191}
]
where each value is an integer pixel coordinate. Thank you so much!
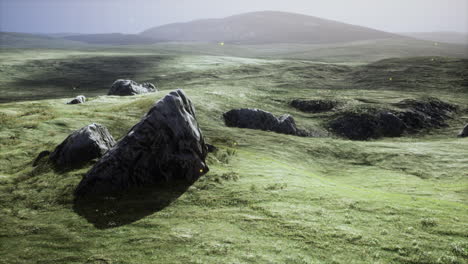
[{"left": 0, "top": 50, "right": 467, "bottom": 264}]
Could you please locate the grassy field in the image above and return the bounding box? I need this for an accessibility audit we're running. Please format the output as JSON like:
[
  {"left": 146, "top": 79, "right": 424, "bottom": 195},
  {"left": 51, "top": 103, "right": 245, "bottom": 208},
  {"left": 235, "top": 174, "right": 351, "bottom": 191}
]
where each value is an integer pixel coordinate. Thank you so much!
[{"left": 0, "top": 48, "right": 467, "bottom": 264}]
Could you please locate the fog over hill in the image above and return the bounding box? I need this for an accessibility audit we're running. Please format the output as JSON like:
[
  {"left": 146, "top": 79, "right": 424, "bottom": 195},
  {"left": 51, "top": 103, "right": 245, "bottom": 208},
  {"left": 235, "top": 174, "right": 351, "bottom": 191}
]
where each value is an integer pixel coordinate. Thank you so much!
[
  {"left": 399, "top": 32, "right": 468, "bottom": 45},
  {"left": 140, "top": 11, "right": 402, "bottom": 44}
]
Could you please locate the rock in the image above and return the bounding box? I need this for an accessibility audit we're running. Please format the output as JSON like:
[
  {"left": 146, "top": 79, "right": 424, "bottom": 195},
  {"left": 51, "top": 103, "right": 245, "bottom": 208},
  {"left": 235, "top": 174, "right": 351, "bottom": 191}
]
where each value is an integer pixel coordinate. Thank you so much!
[
  {"left": 394, "top": 98, "right": 457, "bottom": 130},
  {"left": 378, "top": 112, "right": 407, "bottom": 137},
  {"left": 330, "top": 98, "right": 458, "bottom": 140},
  {"left": 290, "top": 99, "right": 338, "bottom": 113},
  {"left": 458, "top": 124, "right": 468, "bottom": 137},
  {"left": 50, "top": 123, "right": 116, "bottom": 168},
  {"left": 223, "top": 108, "right": 308, "bottom": 136},
  {"left": 206, "top": 144, "right": 218, "bottom": 153},
  {"left": 33, "top": 150, "right": 51, "bottom": 167},
  {"left": 75, "top": 89, "right": 209, "bottom": 197},
  {"left": 108, "top": 79, "right": 157, "bottom": 96},
  {"left": 329, "top": 111, "right": 406, "bottom": 140},
  {"left": 67, "top": 95, "right": 86, "bottom": 104}
]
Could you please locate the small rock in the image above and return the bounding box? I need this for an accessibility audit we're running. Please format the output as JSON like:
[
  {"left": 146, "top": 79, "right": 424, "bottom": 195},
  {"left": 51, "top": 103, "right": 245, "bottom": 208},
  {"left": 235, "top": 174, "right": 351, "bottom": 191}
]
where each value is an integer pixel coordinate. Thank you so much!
[
  {"left": 50, "top": 123, "right": 116, "bottom": 168},
  {"left": 458, "top": 124, "right": 468, "bottom": 137},
  {"left": 206, "top": 144, "right": 218, "bottom": 153},
  {"left": 67, "top": 95, "right": 86, "bottom": 104},
  {"left": 75, "top": 89, "right": 209, "bottom": 197},
  {"left": 108, "top": 79, "right": 157, "bottom": 96}
]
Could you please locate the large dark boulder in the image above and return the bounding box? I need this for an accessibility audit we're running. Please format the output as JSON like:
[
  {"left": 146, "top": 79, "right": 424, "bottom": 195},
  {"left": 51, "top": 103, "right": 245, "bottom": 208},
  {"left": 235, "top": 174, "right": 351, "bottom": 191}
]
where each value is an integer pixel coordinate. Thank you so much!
[
  {"left": 290, "top": 99, "right": 338, "bottom": 113},
  {"left": 75, "top": 89, "right": 209, "bottom": 197},
  {"left": 50, "top": 123, "right": 116, "bottom": 168},
  {"left": 223, "top": 108, "right": 309, "bottom": 136},
  {"left": 67, "top": 95, "right": 86, "bottom": 105},
  {"left": 329, "top": 111, "right": 406, "bottom": 140},
  {"left": 458, "top": 124, "right": 468, "bottom": 137},
  {"left": 108, "top": 79, "right": 157, "bottom": 96}
]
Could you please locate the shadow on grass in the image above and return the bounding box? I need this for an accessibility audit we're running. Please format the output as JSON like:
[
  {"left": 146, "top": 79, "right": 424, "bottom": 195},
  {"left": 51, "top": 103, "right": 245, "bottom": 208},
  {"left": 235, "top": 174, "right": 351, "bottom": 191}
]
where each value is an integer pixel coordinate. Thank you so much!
[{"left": 73, "top": 181, "right": 193, "bottom": 229}]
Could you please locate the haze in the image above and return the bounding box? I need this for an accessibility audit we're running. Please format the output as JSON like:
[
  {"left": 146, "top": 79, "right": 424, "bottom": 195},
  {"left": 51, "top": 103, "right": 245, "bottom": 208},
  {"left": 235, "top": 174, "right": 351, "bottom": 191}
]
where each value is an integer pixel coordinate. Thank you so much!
[{"left": 1, "top": 0, "right": 467, "bottom": 34}]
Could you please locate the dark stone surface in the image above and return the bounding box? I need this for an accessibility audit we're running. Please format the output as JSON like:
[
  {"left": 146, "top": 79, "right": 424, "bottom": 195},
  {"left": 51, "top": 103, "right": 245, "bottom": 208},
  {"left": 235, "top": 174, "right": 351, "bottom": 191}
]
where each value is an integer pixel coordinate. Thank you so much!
[
  {"left": 290, "top": 99, "right": 338, "bottom": 113},
  {"left": 108, "top": 79, "right": 157, "bottom": 96},
  {"left": 50, "top": 123, "right": 116, "bottom": 168},
  {"left": 394, "top": 98, "right": 457, "bottom": 130},
  {"left": 206, "top": 144, "right": 218, "bottom": 153},
  {"left": 223, "top": 108, "right": 309, "bottom": 136},
  {"left": 75, "top": 89, "right": 208, "bottom": 197},
  {"left": 330, "top": 98, "right": 458, "bottom": 140},
  {"left": 458, "top": 124, "right": 468, "bottom": 137},
  {"left": 67, "top": 95, "right": 86, "bottom": 104}
]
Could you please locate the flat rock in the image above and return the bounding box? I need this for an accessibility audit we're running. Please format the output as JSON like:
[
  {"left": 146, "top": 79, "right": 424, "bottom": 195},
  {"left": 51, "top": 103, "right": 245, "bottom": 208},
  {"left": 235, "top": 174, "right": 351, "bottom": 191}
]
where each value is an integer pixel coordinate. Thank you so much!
[
  {"left": 67, "top": 95, "right": 86, "bottom": 104},
  {"left": 223, "top": 108, "right": 309, "bottom": 136},
  {"left": 108, "top": 79, "right": 157, "bottom": 96},
  {"left": 75, "top": 89, "right": 209, "bottom": 197},
  {"left": 50, "top": 123, "right": 116, "bottom": 168}
]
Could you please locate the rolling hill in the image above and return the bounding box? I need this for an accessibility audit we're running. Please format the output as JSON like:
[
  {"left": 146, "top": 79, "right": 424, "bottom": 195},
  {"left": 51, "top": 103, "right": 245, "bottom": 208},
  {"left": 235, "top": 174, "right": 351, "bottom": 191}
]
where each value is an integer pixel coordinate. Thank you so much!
[
  {"left": 400, "top": 31, "right": 468, "bottom": 45},
  {"left": 0, "top": 32, "right": 86, "bottom": 48},
  {"left": 140, "top": 11, "right": 402, "bottom": 44},
  {"left": 63, "top": 33, "right": 158, "bottom": 45}
]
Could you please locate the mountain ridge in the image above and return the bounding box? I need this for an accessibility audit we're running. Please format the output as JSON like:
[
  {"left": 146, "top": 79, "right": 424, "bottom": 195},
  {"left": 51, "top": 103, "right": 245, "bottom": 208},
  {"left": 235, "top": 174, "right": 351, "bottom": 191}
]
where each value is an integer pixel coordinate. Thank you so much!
[{"left": 140, "top": 10, "right": 403, "bottom": 44}]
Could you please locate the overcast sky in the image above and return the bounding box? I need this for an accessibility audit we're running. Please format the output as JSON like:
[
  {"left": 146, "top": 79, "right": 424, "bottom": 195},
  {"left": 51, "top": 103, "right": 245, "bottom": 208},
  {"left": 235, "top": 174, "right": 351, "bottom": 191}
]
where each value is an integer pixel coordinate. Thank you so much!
[{"left": 1, "top": 0, "right": 467, "bottom": 34}]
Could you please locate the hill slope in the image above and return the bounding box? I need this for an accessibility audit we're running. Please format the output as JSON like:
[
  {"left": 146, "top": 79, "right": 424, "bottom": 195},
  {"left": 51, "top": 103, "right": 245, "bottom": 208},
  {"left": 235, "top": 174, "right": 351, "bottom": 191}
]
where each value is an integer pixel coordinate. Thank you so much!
[
  {"left": 400, "top": 31, "right": 468, "bottom": 45},
  {"left": 64, "top": 33, "right": 158, "bottom": 45},
  {"left": 0, "top": 32, "right": 86, "bottom": 48},
  {"left": 141, "top": 11, "right": 402, "bottom": 44}
]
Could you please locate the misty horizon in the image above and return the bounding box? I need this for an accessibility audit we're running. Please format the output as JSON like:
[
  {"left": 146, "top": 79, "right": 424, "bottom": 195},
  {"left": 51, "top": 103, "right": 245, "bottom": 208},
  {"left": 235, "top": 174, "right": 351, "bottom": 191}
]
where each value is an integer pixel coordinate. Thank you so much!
[{"left": 1, "top": 0, "right": 467, "bottom": 35}]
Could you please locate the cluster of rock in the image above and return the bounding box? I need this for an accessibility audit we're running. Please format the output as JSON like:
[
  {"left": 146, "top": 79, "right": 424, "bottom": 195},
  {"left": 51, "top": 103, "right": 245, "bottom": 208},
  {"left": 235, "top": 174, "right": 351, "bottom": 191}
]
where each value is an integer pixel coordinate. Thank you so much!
[
  {"left": 329, "top": 98, "right": 458, "bottom": 140},
  {"left": 42, "top": 89, "right": 208, "bottom": 198},
  {"left": 290, "top": 99, "right": 339, "bottom": 113},
  {"left": 223, "top": 108, "right": 309, "bottom": 136},
  {"left": 74, "top": 89, "right": 208, "bottom": 196},
  {"left": 108, "top": 79, "right": 157, "bottom": 96}
]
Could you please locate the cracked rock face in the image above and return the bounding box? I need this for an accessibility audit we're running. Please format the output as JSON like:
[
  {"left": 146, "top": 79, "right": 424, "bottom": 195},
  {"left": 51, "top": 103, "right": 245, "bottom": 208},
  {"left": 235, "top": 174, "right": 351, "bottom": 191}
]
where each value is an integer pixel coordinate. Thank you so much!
[
  {"left": 75, "top": 89, "right": 209, "bottom": 197},
  {"left": 50, "top": 123, "right": 116, "bottom": 168},
  {"left": 223, "top": 108, "right": 308, "bottom": 136},
  {"left": 67, "top": 95, "right": 86, "bottom": 104},
  {"left": 108, "top": 79, "right": 157, "bottom": 96}
]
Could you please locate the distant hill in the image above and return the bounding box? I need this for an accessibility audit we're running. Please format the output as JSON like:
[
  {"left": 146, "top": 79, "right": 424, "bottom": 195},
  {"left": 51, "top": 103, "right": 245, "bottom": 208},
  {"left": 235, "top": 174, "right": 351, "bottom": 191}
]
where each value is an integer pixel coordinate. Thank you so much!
[
  {"left": 63, "top": 33, "right": 158, "bottom": 45},
  {"left": 141, "top": 11, "right": 402, "bottom": 44},
  {"left": 0, "top": 32, "right": 85, "bottom": 48},
  {"left": 399, "top": 32, "right": 468, "bottom": 45}
]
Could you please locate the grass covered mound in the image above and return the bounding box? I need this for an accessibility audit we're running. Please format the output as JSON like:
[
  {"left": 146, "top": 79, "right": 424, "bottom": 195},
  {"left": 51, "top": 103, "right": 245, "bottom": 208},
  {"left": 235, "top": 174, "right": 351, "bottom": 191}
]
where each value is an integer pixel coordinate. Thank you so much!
[{"left": 0, "top": 52, "right": 467, "bottom": 263}]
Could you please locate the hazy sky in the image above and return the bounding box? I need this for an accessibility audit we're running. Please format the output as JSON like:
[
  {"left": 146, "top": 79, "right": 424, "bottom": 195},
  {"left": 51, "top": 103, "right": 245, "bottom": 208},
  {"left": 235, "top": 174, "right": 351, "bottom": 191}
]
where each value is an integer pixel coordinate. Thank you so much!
[{"left": 1, "top": 0, "right": 467, "bottom": 34}]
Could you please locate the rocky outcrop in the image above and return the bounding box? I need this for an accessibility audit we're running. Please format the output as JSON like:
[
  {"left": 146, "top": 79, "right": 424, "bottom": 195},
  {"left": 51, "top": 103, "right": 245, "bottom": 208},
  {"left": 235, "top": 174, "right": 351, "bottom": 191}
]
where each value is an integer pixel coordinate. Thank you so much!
[
  {"left": 223, "top": 108, "right": 309, "bottom": 136},
  {"left": 108, "top": 79, "right": 157, "bottom": 96},
  {"left": 75, "top": 89, "right": 209, "bottom": 197},
  {"left": 329, "top": 98, "right": 457, "bottom": 140},
  {"left": 329, "top": 111, "right": 406, "bottom": 140},
  {"left": 290, "top": 99, "right": 338, "bottom": 113},
  {"left": 50, "top": 123, "right": 116, "bottom": 168},
  {"left": 394, "top": 98, "right": 457, "bottom": 131},
  {"left": 67, "top": 95, "right": 86, "bottom": 104},
  {"left": 458, "top": 124, "right": 468, "bottom": 137}
]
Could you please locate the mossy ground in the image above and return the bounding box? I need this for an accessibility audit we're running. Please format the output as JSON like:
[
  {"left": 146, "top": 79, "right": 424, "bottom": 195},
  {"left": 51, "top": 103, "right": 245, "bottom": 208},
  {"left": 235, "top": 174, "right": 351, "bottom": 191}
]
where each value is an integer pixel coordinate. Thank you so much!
[{"left": 0, "top": 49, "right": 467, "bottom": 264}]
